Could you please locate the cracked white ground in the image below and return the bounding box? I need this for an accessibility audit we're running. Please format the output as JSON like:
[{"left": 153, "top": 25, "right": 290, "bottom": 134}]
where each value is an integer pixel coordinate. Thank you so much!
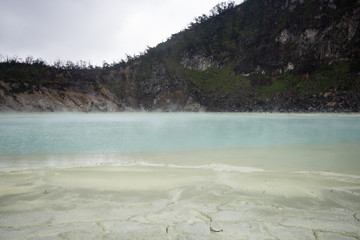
[{"left": 0, "top": 150, "right": 359, "bottom": 240}]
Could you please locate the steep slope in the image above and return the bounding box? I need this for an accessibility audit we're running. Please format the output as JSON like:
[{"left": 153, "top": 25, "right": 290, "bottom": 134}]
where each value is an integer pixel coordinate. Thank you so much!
[
  {"left": 1, "top": 0, "right": 360, "bottom": 112},
  {"left": 127, "top": 0, "right": 360, "bottom": 112}
]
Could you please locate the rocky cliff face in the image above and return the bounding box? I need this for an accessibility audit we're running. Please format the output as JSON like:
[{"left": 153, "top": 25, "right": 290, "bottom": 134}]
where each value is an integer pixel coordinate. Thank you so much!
[
  {"left": 133, "top": 60, "right": 205, "bottom": 111},
  {"left": 130, "top": 0, "right": 360, "bottom": 112},
  {"left": 180, "top": 52, "right": 224, "bottom": 71},
  {"left": 0, "top": 80, "right": 123, "bottom": 112},
  {"left": 1, "top": 0, "right": 359, "bottom": 112}
]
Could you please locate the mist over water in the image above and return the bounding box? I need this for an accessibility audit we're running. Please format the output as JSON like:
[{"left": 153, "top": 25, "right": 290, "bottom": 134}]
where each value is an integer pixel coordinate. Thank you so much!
[
  {"left": 1, "top": 112, "right": 360, "bottom": 153},
  {"left": 0, "top": 112, "right": 359, "bottom": 172}
]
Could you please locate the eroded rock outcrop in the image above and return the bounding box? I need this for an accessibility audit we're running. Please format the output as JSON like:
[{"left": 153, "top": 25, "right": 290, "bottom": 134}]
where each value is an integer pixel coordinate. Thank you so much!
[
  {"left": 0, "top": 80, "right": 123, "bottom": 112},
  {"left": 180, "top": 52, "right": 224, "bottom": 71}
]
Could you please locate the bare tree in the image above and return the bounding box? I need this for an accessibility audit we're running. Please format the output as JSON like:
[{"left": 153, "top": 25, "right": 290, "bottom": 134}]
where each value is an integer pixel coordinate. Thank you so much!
[{"left": 25, "top": 56, "right": 34, "bottom": 65}]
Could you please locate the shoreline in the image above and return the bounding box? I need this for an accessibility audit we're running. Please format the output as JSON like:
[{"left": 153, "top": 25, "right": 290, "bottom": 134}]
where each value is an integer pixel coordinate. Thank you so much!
[{"left": 1, "top": 142, "right": 360, "bottom": 174}]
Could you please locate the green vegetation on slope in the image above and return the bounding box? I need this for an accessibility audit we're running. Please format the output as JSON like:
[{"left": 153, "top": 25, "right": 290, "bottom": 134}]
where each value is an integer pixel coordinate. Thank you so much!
[{"left": 297, "top": 62, "right": 360, "bottom": 96}]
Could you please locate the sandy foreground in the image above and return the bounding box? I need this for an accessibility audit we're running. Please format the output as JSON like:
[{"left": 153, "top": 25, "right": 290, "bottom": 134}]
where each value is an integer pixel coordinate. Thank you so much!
[{"left": 0, "top": 162, "right": 359, "bottom": 240}]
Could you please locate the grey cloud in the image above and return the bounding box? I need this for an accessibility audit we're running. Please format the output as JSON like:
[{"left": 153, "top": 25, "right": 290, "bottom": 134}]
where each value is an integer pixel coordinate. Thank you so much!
[{"left": 0, "top": 0, "right": 243, "bottom": 65}]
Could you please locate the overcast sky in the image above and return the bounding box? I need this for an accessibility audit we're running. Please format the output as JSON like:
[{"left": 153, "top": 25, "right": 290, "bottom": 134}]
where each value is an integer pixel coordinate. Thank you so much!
[{"left": 0, "top": 0, "right": 243, "bottom": 66}]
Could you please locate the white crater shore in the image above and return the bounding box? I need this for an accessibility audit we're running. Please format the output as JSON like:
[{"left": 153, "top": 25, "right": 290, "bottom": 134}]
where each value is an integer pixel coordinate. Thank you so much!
[{"left": 0, "top": 163, "right": 359, "bottom": 240}]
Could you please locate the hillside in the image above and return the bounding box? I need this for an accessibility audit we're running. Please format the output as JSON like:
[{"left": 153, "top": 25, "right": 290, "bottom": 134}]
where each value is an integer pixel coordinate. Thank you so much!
[{"left": 1, "top": 0, "right": 360, "bottom": 112}]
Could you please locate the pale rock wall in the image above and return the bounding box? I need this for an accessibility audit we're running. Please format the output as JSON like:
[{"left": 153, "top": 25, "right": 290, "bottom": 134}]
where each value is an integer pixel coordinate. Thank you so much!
[
  {"left": 0, "top": 80, "right": 123, "bottom": 112},
  {"left": 180, "top": 52, "right": 223, "bottom": 71}
]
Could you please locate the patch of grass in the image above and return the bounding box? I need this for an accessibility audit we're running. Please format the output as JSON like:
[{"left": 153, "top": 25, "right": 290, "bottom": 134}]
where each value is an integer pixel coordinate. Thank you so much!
[
  {"left": 164, "top": 58, "right": 251, "bottom": 94},
  {"left": 297, "top": 61, "right": 360, "bottom": 95},
  {"left": 257, "top": 74, "right": 298, "bottom": 99}
]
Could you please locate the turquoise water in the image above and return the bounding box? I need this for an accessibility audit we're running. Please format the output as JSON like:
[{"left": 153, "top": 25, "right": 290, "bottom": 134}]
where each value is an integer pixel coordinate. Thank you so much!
[
  {"left": 1, "top": 113, "right": 360, "bottom": 154},
  {"left": 0, "top": 113, "right": 360, "bottom": 171}
]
